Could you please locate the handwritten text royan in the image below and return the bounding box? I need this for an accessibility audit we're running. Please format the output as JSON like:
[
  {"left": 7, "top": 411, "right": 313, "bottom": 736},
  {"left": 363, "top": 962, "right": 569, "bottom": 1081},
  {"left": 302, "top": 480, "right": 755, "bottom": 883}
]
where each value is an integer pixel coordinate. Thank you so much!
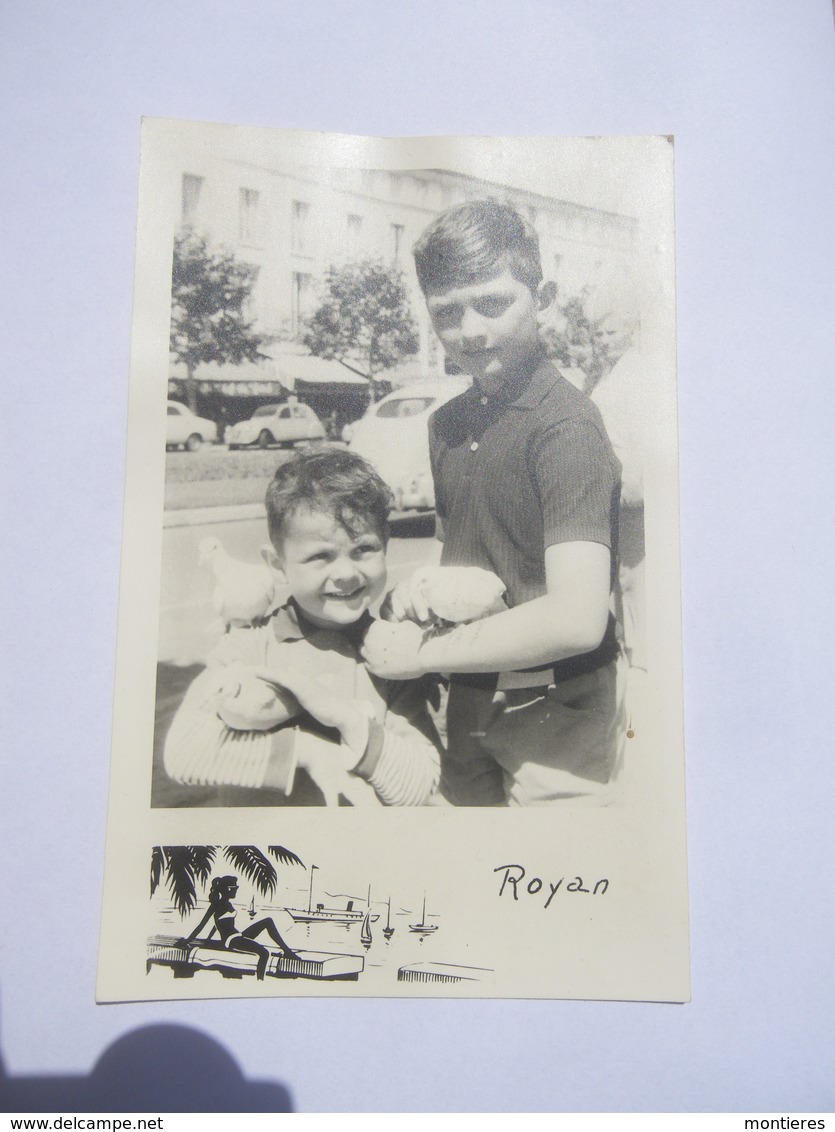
[{"left": 494, "top": 864, "right": 609, "bottom": 908}]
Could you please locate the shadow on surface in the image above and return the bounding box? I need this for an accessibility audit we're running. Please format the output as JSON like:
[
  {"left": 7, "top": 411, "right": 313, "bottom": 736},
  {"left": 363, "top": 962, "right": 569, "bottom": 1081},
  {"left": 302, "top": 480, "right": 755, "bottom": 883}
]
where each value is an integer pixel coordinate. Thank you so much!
[{"left": 0, "top": 1023, "right": 294, "bottom": 1112}]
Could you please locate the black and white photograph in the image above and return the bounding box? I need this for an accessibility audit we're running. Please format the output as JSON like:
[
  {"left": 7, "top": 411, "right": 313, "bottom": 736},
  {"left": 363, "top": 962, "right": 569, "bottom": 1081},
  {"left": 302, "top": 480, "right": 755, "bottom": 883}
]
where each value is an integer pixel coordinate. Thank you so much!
[
  {"left": 152, "top": 130, "right": 663, "bottom": 811},
  {"left": 6, "top": 0, "right": 834, "bottom": 1114},
  {"left": 97, "top": 120, "right": 687, "bottom": 1003}
]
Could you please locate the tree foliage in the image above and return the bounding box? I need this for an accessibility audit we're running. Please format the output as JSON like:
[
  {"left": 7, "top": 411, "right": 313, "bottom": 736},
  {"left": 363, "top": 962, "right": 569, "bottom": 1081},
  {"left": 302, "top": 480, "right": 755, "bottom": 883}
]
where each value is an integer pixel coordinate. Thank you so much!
[
  {"left": 541, "top": 290, "right": 632, "bottom": 393},
  {"left": 169, "top": 231, "right": 265, "bottom": 411},
  {"left": 302, "top": 260, "right": 419, "bottom": 395},
  {"left": 151, "top": 845, "right": 304, "bottom": 918}
]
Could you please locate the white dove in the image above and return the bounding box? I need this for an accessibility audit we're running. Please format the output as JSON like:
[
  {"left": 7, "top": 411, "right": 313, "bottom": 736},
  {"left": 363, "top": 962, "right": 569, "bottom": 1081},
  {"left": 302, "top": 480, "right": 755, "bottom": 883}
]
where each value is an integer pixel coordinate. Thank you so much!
[
  {"left": 198, "top": 536, "right": 277, "bottom": 630},
  {"left": 419, "top": 566, "right": 507, "bottom": 624}
]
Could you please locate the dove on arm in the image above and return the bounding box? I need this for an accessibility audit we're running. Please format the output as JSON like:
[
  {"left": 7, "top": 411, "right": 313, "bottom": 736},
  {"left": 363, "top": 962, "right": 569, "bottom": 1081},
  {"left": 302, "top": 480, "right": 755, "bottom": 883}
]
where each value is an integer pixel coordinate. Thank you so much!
[
  {"left": 162, "top": 641, "right": 304, "bottom": 796},
  {"left": 163, "top": 618, "right": 441, "bottom": 806},
  {"left": 362, "top": 544, "right": 612, "bottom": 680},
  {"left": 239, "top": 662, "right": 442, "bottom": 807}
]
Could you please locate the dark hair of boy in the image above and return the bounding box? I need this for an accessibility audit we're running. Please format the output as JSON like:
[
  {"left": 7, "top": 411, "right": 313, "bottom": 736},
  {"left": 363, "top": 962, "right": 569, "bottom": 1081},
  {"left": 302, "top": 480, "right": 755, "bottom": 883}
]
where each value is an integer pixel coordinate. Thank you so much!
[
  {"left": 265, "top": 447, "right": 394, "bottom": 548},
  {"left": 412, "top": 199, "right": 543, "bottom": 296}
]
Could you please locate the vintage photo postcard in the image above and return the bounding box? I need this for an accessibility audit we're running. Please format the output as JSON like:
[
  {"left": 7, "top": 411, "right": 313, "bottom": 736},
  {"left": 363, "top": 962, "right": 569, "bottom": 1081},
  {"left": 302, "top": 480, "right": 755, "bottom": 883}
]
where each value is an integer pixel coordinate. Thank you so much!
[{"left": 97, "top": 118, "right": 687, "bottom": 1002}]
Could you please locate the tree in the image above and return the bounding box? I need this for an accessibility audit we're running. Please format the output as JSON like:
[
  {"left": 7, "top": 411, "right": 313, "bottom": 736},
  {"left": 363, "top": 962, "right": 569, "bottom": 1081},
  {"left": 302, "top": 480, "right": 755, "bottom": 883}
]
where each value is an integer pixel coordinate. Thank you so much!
[
  {"left": 541, "top": 290, "right": 633, "bottom": 393},
  {"left": 150, "top": 845, "right": 304, "bottom": 917},
  {"left": 169, "top": 232, "right": 265, "bottom": 413},
  {"left": 302, "top": 260, "right": 419, "bottom": 399}
]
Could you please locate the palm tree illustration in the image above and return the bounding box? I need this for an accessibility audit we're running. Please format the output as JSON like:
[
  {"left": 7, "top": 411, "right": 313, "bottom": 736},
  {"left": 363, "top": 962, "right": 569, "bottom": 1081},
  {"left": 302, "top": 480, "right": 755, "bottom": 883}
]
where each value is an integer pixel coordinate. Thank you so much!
[{"left": 151, "top": 845, "right": 304, "bottom": 916}]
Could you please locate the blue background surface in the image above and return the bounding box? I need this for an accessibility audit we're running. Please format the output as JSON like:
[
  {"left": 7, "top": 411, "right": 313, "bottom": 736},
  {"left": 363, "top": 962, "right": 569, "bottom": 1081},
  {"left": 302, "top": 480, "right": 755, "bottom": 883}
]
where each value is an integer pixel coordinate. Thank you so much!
[{"left": 2, "top": 0, "right": 833, "bottom": 1113}]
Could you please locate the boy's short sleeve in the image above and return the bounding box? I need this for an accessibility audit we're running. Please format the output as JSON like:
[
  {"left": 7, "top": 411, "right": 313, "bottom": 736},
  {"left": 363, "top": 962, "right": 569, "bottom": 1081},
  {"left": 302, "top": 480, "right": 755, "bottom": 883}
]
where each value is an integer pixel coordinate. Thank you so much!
[{"left": 530, "top": 417, "right": 620, "bottom": 550}]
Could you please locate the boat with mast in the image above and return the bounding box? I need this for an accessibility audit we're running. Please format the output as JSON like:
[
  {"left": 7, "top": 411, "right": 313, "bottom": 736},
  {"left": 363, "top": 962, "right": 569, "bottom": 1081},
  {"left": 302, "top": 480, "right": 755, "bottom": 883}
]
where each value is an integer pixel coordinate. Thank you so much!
[
  {"left": 383, "top": 896, "right": 395, "bottom": 940},
  {"left": 284, "top": 865, "right": 365, "bottom": 924},
  {"left": 360, "top": 910, "right": 372, "bottom": 946},
  {"left": 360, "top": 883, "right": 374, "bottom": 946},
  {"left": 409, "top": 893, "right": 438, "bottom": 934}
]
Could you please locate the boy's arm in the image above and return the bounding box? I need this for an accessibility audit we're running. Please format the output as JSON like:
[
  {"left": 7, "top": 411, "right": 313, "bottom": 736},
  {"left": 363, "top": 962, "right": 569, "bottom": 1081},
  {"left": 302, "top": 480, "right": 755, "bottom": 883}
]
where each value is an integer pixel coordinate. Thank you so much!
[
  {"left": 353, "top": 677, "right": 442, "bottom": 806},
  {"left": 163, "top": 666, "right": 298, "bottom": 794},
  {"left": 362, "top": 540, "right": 611, "bottom": 679},
  {"left": 381, "top": 537, "right": 443, "bottom": 624},
  {"left": 260, "top": 669, "right": 441, "bottom": 806}
]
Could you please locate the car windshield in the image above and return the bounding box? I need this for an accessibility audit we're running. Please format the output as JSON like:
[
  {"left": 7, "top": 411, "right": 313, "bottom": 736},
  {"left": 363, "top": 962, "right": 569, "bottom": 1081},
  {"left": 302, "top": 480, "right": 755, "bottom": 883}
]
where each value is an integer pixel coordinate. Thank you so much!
[
  {"left": 375, "top": 397, "right": 435, "bottom": 419},
  {"left": 252, "top": 405, "right": 280, "bottom": 417}
]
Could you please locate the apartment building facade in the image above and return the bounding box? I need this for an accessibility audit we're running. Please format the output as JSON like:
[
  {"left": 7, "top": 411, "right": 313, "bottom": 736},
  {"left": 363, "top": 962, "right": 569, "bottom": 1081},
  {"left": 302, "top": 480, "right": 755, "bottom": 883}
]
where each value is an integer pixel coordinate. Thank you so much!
[{"left": 176, "top": 155, "right": 638, "bottom": 381}]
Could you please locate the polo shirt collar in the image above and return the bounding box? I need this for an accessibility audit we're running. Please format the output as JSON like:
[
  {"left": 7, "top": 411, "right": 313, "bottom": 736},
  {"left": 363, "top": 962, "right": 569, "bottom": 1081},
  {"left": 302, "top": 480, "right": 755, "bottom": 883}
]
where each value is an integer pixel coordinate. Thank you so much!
[
  {"left": 270, "top": 598, "right": 372, "bottom": 651},
  {"left": 471, "top": 347, "right": 554, "bottom": 411}
]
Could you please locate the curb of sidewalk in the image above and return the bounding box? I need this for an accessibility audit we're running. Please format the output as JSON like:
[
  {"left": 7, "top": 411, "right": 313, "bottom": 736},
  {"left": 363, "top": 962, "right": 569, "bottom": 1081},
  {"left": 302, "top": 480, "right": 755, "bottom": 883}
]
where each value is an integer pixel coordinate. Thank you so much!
[
  {"left": 163, "top": 502, "right": 434, "bottom": 530},
  {"left": 163, "top": 502, "right": 266, "bottom": 528}
]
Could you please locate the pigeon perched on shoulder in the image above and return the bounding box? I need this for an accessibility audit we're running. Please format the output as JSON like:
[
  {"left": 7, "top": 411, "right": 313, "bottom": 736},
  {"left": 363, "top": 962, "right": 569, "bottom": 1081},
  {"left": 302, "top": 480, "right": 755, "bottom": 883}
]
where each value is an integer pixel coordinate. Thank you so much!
[
  {"left": 419, "top": 566, "right": 507, "bottom": 625},
  {"left": 198, "top": 536, "right": 277, "bottom": 630}
]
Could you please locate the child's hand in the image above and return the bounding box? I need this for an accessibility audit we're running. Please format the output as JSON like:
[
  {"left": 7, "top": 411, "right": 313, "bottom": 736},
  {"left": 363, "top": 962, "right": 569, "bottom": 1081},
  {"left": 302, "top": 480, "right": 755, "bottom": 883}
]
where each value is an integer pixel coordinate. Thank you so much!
[
  {"left": 249, "top": 667, "right": 375, "bottom": 763},
  {"left": 381, "top": 566, "right": 506, "bottom": 626},
  {"left": 296, "top": 742, "right": 381, "bottom": 808},
  {"left": 380, "top": 567, "right": 434, "bottom": 625},
  {"left": 204, "top": 663, "right": 301, "bottom": 731}
]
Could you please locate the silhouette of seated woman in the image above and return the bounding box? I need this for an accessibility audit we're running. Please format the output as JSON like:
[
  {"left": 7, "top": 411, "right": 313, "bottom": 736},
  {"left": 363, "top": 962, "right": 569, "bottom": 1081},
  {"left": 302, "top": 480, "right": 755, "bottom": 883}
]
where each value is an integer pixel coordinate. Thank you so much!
[{"left": 182, "top": 875, "right": 298, "bottom": 980}]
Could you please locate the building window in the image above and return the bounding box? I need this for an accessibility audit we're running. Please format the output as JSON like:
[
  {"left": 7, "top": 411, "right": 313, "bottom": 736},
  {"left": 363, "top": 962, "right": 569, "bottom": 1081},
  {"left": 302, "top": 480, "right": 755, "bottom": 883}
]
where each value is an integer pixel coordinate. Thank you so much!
[
  {"left": 181, "top": 174, "right": 204, "bottom": 227},
  {"left": 291, "top": 271, "right": 313, "bottom": 333},
  {"left": 346, "top": 213, "right": 363, "bottom": 256},
  {"left": 291, "top": 200, "right": 311, "bottom": 254},
  {"left": 391, "top": 223, "right": 406, "bottom": 265},
  {"left": 239, "top": 188, "right": 261, "bottom": 244}
]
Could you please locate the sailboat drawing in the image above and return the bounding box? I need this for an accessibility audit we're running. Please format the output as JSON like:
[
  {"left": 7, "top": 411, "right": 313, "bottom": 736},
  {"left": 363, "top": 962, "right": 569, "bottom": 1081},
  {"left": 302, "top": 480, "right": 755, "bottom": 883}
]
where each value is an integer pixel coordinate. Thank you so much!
[
  {"left": 360, "top": 910, "right": 372, "bottom": 947},
  {"left": 383, "top": 897, "right": 395, "bottom": 940},
  {"left": 409, "top": 894, "right": 438, "bottom": 934},
  {"left": 360, "top": 884, "right": 374, "bottom": 947},
  {"left": 248, "top": 895, "right": 256, "bottom": 919}
]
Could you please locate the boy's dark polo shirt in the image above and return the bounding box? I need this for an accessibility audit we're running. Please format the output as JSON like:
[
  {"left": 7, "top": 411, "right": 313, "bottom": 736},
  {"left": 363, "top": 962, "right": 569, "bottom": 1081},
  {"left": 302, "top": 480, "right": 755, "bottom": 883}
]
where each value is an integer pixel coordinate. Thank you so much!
[{"left": 428, "top": 353, "right": 621, "bottom": 680}]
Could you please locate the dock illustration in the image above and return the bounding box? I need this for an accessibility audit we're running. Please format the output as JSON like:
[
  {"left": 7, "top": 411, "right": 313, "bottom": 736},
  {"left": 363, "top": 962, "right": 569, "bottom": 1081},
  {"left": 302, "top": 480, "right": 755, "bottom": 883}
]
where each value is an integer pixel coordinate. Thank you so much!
[
  {"left": 147, "top": 936, "right": 365, "bottom": 981},
  {"left": 397, "top": 962, "right": 492, "bottom": 985}
]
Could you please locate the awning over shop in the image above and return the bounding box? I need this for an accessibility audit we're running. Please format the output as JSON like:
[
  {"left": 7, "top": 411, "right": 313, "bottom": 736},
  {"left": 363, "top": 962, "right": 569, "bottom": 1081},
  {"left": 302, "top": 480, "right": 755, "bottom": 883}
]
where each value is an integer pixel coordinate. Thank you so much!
[
  {"left": 169, "top": 347, "right": 370, "bottom": 393},
  {"left": 168, "top": 357, "right": 285, "bottom": 396},
  {"left": 261, "top": 346, "right": 370, "bottom": 389}
]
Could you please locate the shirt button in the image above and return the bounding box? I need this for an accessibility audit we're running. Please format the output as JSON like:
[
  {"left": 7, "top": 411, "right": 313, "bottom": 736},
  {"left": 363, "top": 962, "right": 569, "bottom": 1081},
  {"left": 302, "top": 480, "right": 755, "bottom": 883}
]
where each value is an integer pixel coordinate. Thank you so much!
[
  {"left": 470, "top": 441, "right": 479, "bottom": 452},
  {"left": 480, "top": 396, "right": 489, "bottom": 406}
]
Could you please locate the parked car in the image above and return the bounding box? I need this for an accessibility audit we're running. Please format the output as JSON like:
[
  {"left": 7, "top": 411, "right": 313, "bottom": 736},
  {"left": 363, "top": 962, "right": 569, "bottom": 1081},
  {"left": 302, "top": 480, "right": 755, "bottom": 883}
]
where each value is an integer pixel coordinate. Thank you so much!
[
  {"left": 346, "top": 377, "right": 469, "bottom": 510},
  {"left": 166, "top": 401, "right": 218, "bottom": 451},
  {"left": 226, "top": 402, "right": 327, "bottom": 450}
]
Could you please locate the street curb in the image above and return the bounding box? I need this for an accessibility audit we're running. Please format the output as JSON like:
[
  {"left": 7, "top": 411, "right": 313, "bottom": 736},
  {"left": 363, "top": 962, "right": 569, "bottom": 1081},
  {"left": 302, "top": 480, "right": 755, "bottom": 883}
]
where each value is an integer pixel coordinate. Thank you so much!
[
  {"left": 162, "top": 502, "right": 434, "bottom": 530},
  {"left": 163, "top": 502, "right": 266, "bottom": 529}
]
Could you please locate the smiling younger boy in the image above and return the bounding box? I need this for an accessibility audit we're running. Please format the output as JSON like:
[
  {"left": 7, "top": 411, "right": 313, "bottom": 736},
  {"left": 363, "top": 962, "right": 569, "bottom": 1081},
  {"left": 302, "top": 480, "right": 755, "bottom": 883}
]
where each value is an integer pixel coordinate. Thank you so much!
[
  {"left": 362, "top": 200, "right": 624, "bottom": 806},
  {"left": 163, "top": 449, "right": 441, "bottom": 807}
]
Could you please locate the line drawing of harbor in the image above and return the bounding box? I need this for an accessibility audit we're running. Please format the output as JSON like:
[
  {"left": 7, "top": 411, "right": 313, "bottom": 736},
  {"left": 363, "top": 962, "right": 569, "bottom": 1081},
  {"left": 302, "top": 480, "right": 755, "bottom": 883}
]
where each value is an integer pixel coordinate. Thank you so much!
[{"left": 146, "top": 846, "right": 493, "bottom": 989}]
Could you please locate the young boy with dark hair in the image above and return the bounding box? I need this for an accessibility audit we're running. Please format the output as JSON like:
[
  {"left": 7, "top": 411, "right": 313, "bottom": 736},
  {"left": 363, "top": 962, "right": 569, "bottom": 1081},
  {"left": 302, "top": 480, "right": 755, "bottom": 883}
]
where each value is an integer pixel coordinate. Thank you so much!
[
  {"left": 363, "top": 199, "right": 624, "bottom": 806},
  {"left": 164, "top": 448, "right": 441, "bottom": 806}
]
